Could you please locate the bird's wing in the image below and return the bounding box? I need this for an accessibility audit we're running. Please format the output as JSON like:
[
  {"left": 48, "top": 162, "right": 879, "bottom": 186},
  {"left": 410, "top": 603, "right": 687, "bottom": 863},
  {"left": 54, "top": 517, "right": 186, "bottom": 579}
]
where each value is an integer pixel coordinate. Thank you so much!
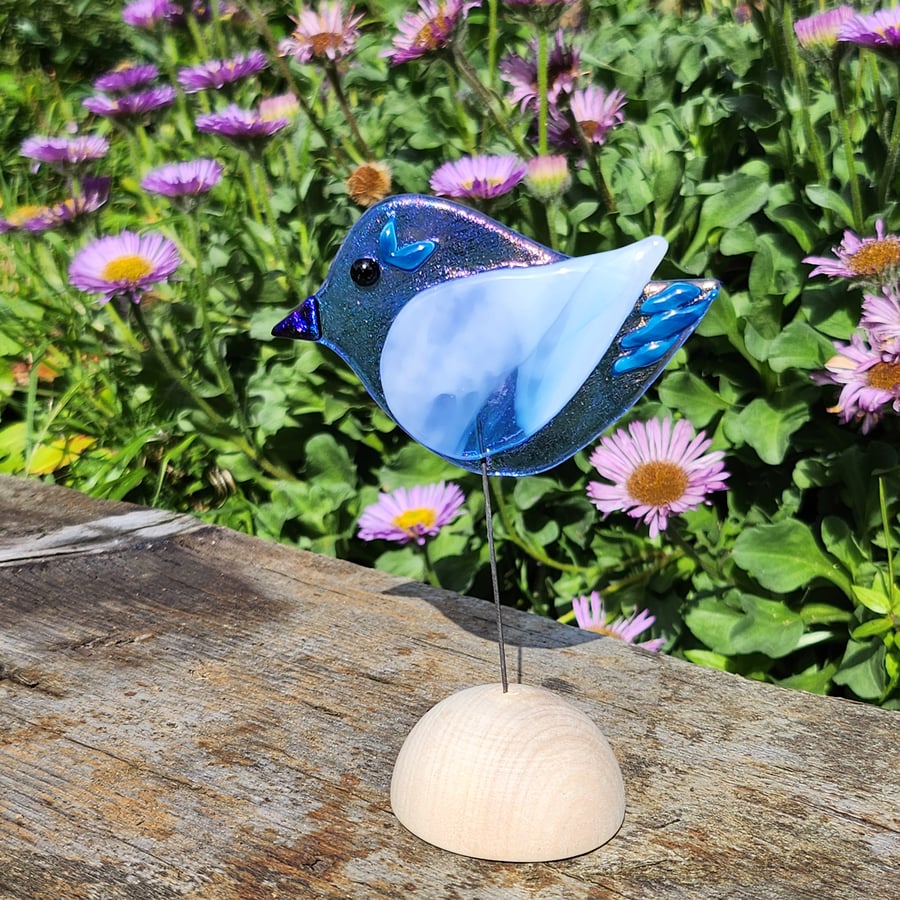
[{"left": 379, "top": 237, "right": 667, "bottom": 461}]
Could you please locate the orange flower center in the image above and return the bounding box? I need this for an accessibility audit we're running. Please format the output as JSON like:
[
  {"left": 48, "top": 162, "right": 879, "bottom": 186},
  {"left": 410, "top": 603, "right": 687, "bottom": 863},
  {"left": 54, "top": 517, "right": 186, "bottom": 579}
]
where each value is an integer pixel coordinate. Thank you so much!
[
  {"left": 848, "top": 238, "right": 900, "bottom": 277},
  {"left": 101, "top": 254, "right": 154, "bottom": 283},
  {"left": 392, "top": 507, "right": 437, "bottom": 536},
  {"left": 579, "top": 119, "right": 599, "bottom": 138},
  {"left": 310, "top": 32, "right": 342, "bottom": 56},
  {"left": 585, "top": 624, "right": 619, "bottom": 639},
  {"left": 347, "top": 163, "right": 392, "bottom": 207},
  {"left": 867, "top": 360, "right": 900, "bottom": 392},
  {"left": 414, "top": 12, "right": 451, "bottom": 50},
  {"left": 626, "top": 461, "right": 689, "bottom": 507}
]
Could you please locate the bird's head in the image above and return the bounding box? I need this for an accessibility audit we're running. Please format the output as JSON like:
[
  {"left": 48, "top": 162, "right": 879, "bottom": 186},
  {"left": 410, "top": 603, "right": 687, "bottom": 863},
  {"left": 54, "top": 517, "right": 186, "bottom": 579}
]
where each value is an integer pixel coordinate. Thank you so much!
[{"left": 271, "top": 194, "right": 562, "bottom": 411}]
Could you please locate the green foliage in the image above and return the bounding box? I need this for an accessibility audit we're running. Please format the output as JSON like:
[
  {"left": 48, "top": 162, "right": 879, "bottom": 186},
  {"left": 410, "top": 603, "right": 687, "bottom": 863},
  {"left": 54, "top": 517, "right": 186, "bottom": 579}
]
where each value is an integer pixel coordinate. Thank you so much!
[{"left": 2, "top": 0, "right": 900, "bottom": 707}]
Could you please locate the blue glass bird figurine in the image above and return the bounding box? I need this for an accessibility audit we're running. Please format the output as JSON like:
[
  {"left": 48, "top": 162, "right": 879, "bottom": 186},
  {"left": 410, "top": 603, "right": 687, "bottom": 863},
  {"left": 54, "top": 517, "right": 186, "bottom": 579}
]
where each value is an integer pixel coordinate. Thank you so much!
[{"left": 273, "top": 194, "right": 719, "bottom": 475}]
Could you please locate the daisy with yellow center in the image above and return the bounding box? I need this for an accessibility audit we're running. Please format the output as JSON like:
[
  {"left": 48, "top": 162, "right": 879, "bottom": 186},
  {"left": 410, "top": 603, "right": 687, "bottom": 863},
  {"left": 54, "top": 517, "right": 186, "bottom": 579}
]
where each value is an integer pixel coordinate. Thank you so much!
[
  {"left": 279, "top": 2, "right": 363, "bottom": 64},
  {"left": 383, "top": 0, "right": 480, "bottom": 66},
  {"left": 429, "top": 154, "right": 526, "bottom": 200},
  {"left": 804, "top": 220, "right": 900, "bottom": 283},
  {"left": 357, "top": 481, "right": 465, "bottom": 545},
  {"left": 68, "top": 230, "right": 181, "bottom": 305},
  {"left": 587, "top": 417, "right": 729, "bottom": 539}
]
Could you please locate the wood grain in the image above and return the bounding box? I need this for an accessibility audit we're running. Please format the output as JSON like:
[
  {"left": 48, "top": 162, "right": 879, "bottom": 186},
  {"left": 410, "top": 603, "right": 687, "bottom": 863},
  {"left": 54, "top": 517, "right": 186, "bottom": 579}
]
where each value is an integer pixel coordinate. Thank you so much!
[{"left": 0, "top": 474, "right": 898, "bottom": 898}]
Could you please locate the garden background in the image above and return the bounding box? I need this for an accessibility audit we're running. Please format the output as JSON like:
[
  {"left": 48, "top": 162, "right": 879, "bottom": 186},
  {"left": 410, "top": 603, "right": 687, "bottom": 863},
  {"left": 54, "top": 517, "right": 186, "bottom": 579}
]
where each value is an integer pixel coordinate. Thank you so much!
[{"left": 2, "top": 0, "right": 899, "bottom": 707}]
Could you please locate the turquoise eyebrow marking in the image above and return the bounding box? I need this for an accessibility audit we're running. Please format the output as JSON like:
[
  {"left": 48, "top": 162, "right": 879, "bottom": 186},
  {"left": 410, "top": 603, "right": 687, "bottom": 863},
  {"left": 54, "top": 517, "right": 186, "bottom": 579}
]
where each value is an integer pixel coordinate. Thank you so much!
[{"left": 379, "top": 217, "right": 436, "bottom": 272}]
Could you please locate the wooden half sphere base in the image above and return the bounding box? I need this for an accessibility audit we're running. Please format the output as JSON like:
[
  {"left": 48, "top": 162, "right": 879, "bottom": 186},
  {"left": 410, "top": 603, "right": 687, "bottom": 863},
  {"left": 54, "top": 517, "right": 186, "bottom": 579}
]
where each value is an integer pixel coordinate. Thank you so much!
[{"left": 390, "top": 683, "right": 625, "bottom": 862}]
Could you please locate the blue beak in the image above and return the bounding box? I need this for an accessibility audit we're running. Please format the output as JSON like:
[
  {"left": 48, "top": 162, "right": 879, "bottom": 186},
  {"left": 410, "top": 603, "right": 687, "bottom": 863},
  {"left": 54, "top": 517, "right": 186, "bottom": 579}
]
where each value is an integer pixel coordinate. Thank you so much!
[{"left": 272, "top": 295, "right": 321, "bottom": 341}]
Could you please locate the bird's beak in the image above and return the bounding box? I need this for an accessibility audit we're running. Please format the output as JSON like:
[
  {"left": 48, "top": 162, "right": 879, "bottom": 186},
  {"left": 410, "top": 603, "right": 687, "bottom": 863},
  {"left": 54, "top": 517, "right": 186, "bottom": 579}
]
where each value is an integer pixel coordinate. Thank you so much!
[{"left": 272, "top": 295, "right": 321, "bottom": 341}]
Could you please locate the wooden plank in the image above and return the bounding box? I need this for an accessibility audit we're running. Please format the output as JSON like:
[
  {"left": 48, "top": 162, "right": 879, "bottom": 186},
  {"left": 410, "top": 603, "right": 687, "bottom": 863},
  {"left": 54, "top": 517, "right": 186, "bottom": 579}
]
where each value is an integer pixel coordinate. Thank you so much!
[{"left": 0, "top": 474, "right": 898, "bottom": 898}]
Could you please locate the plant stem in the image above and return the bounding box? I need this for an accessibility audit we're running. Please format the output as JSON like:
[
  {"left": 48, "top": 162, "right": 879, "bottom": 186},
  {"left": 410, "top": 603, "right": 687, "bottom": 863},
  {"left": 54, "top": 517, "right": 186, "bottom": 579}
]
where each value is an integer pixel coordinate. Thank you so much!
[
  {"left": 781, "top": 3, "right": 830, "bottom": 188},
  {"left": 536, "top": 29, "right": 550, "bottom": 157},
  {"left": 450, "top": 45, "right": 530, "bottom": 157},
  {"left": 879, "top": 63, "right": 900, "bottom": 207},
  {"left": 325, "top": 63, "right": 371, "bottom": 161},
  {"left": 131, "top": 303, "right": 296, "bottom": 484},
  {"left": 831, "top": 58, "right": 864, "bottom": 231}
]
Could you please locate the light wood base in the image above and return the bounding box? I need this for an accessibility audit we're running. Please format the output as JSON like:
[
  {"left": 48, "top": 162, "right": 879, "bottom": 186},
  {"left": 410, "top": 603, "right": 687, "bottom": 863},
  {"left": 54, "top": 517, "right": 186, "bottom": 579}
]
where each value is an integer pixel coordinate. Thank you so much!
[{"left": 390, "top": 683, "right": 625, "bottom": 862}]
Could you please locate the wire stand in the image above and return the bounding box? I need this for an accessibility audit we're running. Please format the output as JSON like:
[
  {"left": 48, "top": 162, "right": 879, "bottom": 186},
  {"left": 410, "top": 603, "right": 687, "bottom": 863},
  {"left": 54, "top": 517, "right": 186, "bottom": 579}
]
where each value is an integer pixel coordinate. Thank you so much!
[{"left": 481, "top": 458, "right": 508, "bottom": 693}]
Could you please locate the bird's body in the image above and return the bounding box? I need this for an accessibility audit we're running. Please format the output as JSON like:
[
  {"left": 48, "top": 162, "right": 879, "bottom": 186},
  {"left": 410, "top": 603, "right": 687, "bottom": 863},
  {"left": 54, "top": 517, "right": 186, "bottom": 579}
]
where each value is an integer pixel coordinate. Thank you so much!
[{"left": 273, "top": 194, "right": 718, "bottom": 475}]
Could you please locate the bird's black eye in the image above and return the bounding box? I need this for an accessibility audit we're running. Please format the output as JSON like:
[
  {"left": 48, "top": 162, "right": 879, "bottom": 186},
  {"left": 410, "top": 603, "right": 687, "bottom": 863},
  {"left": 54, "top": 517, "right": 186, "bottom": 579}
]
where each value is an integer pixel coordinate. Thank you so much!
[{"left": 350, "top": 257, "right": 380, "bottom": 287}]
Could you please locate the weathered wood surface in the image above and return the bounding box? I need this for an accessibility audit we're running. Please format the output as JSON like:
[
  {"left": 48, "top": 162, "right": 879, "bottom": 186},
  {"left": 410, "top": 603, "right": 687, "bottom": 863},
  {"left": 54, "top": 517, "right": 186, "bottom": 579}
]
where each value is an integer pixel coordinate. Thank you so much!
[{"left": 0, "top": 474, "right": 897, "bottom": 899}]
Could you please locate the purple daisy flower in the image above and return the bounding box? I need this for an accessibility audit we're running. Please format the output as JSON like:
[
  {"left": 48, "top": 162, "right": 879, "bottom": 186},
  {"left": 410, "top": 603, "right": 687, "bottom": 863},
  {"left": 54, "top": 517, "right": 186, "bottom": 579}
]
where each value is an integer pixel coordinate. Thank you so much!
[
  {"left": 93, "top": 63, "right": 160, "bottom": 94},
  {"left": 499, "top": 30, "right": 580, "bottom": 113},
  {"left": 794, "top": 6, "right": 855, "bottom": 54},
  {"left": 383, "top": 0, "right": 480, "bottom": 66},
  {"left": 122, "top": 0, "right": 181, "bottom": 29},
  {"left": 0, "top": 204, "right": 52, "bottom": 234},
  {"left": 68, "top": 230, "right": 182, "bottom": 305},
  {"left": 861, "top": 287, "right": 900, "bottom": 351},
  {"left": 22, "top": 177, "right": 111, "bottom": 233},
  {"left": 278, "top": 2, "right": 364, "bottom": 64},
  {"left": 587, "top": 417, "right": 729, "bottom": 539},
  {"left": 358, "top": 482, "right": 465, "bottom": 545},
  {"left": 839, "top": 8, "right": 900, "bottom": 52},
  {"left": 803, "top": 220, "right": 900, "bottom": 282},
  {"left": 195, "top": 104, "right": 290, "bottom": 146},
  {"left": 20, "top": 134, "right": 110, "bottom": 169},
  {"left": 814, "top": 333, "right": 900, "bottom": 433},
  {"left": 177, "top": 49, "right": 269, "bottom": 93},
  {"left": 572, "top": 592, "right": 665, "bottom": 653},
  {"left": 82, "top": 85, "right": 177, "bottom": 119},
  {"left": 429, "top": 154, "right": 526, "bottom": 200},
  {"left": 141, "top": 159, "right": 224, "bottom": 198}
]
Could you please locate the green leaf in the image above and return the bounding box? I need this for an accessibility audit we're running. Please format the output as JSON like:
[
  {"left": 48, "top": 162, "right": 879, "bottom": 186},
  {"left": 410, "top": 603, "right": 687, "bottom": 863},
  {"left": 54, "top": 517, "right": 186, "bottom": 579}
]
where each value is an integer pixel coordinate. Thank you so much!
[
  {"left": 833, "top": 640, "right": 887, "bottom": 700},
  {"left": 728, "top": 395, "right": 809, "bottom": 465},
  {"left": 733, "top": 520, "right": 852, "bottom": 596},
  {"left": 685, "top": 593, "right": 805, "bottom": 658},
  {"left": 657, "top": 371, "right": 729, "bottom": 427},
  {"left": 766, "top": 321, "right": 834, "bottom": 373},
  {"left": 804, "top": 184, "right": 855, "bottom": 229},
  {"left": 851, "top": 617, "right": 894, "bottom": 639},
  {"left": 851, "top": 584, "right": 892, "bottom": 615}
]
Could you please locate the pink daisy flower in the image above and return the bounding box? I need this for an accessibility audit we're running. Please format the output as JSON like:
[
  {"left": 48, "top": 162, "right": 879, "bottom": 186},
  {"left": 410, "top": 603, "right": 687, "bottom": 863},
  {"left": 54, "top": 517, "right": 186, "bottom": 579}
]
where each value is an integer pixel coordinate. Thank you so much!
[
  {"left": 279, "top": 2, "right": 364, "bottom": 64},
  {"left": 195, "top": 104, "right": 290, "bottom": 146},
  {"left": 177, "top": 50, "right": 268, "bottom": 93},
  {"left": 839, "top": 8, "right": 900, "bottom": 52},
  {"left": 21, "top": 177, "right": 111, "bottom": 233},
  {"left": 803, "top": 220, "right": 900, "bottom": 283},
  {"left": 20, "top": 134, "right": 110, "bottom": 169},
  {"left": 122, "top": 0, "right": 180, "bottom": 29},
  {"left": 429, "top": 154, "right": 526, "bottom": 200},
  {"left": 68, "top": 230, "right": 182, "bottom": 305},
  {"left": 861, "top": 287, "right": 900, "bottom": 351},
  {"left": 93, "top": 63, "right": 160, "bottom": 94},
  {"left": 82, "top": 85, "right": 177, "bottom": 119},
  {"left": 794, "top": 6, "right": 855, "bottom": 53},
  {"left": 814, "top": 333, "right": 900, "bottom": 433},
  {"left": 382, "top": 0, "right": 480, "bottom": 66},
  {"left": 141, "top": 159, "right": 224, "bottom": 198},
  {"left": 571, "top": 85, "right": 627, "bottom": 145},
  {"left": 572, "top": 592, "right": 665, "bottom": 653},
  {"left": 587, "top": 417, "right": 729, "bottom": 538},
  {"left": 357, "top": 482, "right": 465, "bottom": 545},
  {"left": 499, "top": 30, "right": 580, "bottom": 113}
]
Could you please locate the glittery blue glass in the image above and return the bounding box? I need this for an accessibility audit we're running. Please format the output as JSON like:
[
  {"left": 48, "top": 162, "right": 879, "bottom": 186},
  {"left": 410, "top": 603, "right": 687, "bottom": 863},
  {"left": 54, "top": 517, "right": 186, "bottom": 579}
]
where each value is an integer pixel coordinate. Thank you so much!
[{"left": 273, "top": 194, "right": 719, "bottom": 476}]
